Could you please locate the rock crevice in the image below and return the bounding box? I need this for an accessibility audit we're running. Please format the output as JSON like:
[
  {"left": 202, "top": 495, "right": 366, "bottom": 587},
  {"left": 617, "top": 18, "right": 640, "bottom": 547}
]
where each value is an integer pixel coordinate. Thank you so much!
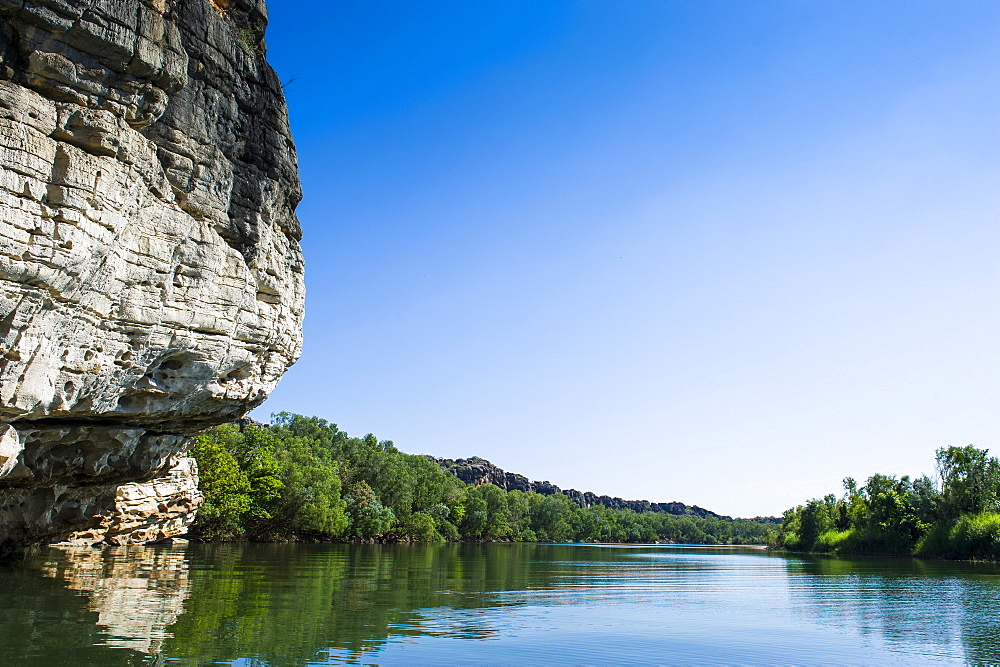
[{"left": 0, "top": 0, "right": 303, "bottom": 551}]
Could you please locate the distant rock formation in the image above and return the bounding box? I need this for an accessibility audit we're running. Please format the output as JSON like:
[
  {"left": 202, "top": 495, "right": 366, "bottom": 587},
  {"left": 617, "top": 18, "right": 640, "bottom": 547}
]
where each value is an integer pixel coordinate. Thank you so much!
[
  {"left": 431, "top": 456, "right": 730, "bottom": 520},
  {"left": 0, "top": 0, "right": 303, "bottom": 551}
]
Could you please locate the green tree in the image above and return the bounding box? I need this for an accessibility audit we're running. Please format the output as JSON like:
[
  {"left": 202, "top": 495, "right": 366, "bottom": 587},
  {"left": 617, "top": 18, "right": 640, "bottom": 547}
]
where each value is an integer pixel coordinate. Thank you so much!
[
  {"left": 798, "top": 497, "right": 836, "bottom": 550},
  {"left": 191, "top": 413, "right": 784, "bottom": 548},
  {"left": 345, "top": 481, "right": 396, "bottom": 537},
  {"left": 402, "top": 511, "right": 442, "bottom": 541},
  {"left": 267, "top": 432, "right": 348, "bottom": 537},
  {"left": 475, "top": 484, "right": 512, "bottom": 539},
  {"left": 460, "top": 494, "right": 489, "bottom": 538},
  {"left": 190, "top": 433, "right": 252, "bottom": 538},
  {"left": 854, "top": 474, "right": 921, "bottom": 553},
  {"left": 937, "top": 445, "right": 1000, "bottom": 521},
  {"left": 531, "top": 494, "right": 575, "bottom": 541},
  {"left": 222, "top": 425, "right": 284, "bottom": 520}
]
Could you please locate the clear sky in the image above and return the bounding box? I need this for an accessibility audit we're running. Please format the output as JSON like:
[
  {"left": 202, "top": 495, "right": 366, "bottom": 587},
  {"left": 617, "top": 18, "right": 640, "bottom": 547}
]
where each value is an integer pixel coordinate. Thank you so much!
[{"left": 254, "top": 0, "right": 1000, "bottom": 518}]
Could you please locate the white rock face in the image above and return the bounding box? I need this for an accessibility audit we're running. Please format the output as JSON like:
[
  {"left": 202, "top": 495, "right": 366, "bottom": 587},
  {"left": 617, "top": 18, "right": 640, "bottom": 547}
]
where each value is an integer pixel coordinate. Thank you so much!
[{"left": 0, "top": 0, "right": 304, "bottom": 550}]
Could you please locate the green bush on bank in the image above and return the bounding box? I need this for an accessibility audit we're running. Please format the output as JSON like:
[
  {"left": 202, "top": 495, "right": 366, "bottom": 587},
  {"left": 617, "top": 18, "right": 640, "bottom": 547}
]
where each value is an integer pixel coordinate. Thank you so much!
[
  {"left": 814, "top": 529, "right": 852, "bottom": 553},
  {"left": 189, "top": 413, "right": 776, "bottom": 545},
  {"left": 916, "top": 512, "right": 1000, "bottom": 560},
  {"left": 775, "top": 445, "right": 1000, "bottom": 560}
]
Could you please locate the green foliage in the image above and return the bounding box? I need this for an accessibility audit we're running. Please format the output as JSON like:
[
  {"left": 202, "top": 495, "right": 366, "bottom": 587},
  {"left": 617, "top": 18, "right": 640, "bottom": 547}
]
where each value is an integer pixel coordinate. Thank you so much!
[
  {"left": 224, "top": 425, "right": 284, "bottom": 519},
  {"left": 814, "top": 529, "right": 853, "bottom": 552},
  {"left": 403, "top": 512, "right": 443, "bottom": 541},
  {"left": 775, "top": 495, "right": 837, "bottom": 552},
  {"left": 531, "top": 493, "right": 575, "bottom": 541},
  {"left": 345, "top": 481, "right": 396, "bottom": 537},
  {"left": 852, "top": 474, "right": 925, "bottom": 554},
  {"left": 778, "top": 444, "right": 1000, "bottom": 560},
  {"left": 191, "top": 419, "right": 347, "bottom": 540},
  {"left": 936, "top": 445, "right": 1000, "bottom": 521},
  {"left": 190, "top": 432, "right": 252, "bottom": 539},
  {"left": 269, "top": 432, "right": 347, "bottom": 537},
  {"left": 189, "top": 424, "right": 284, "bottom": 539},
  {"left": 918, "top": 512, "right": 1000, "bottom": 560},
  {"left": 191, "top": 413, "right": 777, "bottom": 546}
]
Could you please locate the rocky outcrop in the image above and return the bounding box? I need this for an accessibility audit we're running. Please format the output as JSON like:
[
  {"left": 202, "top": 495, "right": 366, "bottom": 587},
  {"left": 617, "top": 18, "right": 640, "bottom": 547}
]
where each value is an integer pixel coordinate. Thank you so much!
[
  {"left": 432, "top": 456, "right": 729, "bottom": 520},
  {"left": 0, "top": 0, "right": 304, "bottom": 551},
  {"left": 52, "top": 454, "right": 203, "bottom": 546}
]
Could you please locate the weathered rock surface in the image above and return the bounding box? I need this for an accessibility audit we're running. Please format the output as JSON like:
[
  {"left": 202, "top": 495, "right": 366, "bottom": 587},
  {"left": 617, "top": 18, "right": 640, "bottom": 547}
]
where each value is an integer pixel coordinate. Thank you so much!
[
  {"left": 432, "top": 456, "right": 730, "bottom": 520},
  {"left": 0, "top": 0, "right": 304, "bottom": 551}
]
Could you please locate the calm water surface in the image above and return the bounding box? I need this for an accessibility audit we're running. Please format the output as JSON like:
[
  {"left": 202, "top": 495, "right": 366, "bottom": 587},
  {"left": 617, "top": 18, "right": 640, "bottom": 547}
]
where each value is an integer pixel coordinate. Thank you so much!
[{"left": 2, "top": 542, "right": 1000, "bottom": 664}]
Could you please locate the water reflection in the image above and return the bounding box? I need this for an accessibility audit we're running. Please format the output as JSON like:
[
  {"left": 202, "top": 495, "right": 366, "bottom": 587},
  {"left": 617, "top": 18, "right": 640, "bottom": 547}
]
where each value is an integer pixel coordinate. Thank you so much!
[
  {"left": 43, "top": 546, "right": 191, "bottom": 655},
  {"left": 783, "top": 554, "right": 1000, "bottom": 663},
  {"left": 164, "top": 543, "right": 621, "bottom": 663},
  {"left": 0, "top": 544, "right": 190, "bottom": 664},
  {"left": 4, "top": 543, "right": 1000, "bottom": 663}
]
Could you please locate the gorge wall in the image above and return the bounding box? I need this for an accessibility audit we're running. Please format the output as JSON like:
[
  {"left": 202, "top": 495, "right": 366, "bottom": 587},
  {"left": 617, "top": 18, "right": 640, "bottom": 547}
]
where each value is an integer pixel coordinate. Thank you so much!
[
  {"left": 432, "top": 457, "right": 730, "bottom": 520},
  {"left": 0, "top": 0, "right": 304, "bottom": 551}
]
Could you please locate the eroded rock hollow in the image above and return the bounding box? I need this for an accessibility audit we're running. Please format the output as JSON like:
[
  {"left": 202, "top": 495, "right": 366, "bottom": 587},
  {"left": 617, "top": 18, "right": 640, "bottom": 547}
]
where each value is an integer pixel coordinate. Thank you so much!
[{"left": 0, "top": 0, "right": 304, "bottom": 550}]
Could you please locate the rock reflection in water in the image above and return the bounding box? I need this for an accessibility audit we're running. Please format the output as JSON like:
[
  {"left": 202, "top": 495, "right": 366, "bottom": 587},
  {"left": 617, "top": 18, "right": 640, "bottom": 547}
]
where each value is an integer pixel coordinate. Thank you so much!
[
  {"left": 0, "top": 543, "right": 191, "bottom": 665},
  {"left": 40, "top": 545, "right": 191, "bottom": 656},
  {"left": 8, "top": 544, "right": 1000, "bottom": 664}
]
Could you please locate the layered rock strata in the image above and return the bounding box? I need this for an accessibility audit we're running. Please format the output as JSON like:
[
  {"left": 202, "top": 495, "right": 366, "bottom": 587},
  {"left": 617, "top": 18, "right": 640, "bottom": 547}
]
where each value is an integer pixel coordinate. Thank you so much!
[{"left": 0, "top": 0, "right": 304, "bottom": 551}]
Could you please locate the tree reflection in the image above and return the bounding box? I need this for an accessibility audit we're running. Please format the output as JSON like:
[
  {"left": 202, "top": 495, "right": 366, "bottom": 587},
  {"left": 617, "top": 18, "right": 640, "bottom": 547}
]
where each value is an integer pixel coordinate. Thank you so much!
[
  {"left": 8, "top": 544, "right": 1000, "bottom": 664},
  {"left": 783, "top": 554, "right": 1000, "bottom": 662},
  {"left": 165, "top": 543, "right": 620, "bottom": 664}
]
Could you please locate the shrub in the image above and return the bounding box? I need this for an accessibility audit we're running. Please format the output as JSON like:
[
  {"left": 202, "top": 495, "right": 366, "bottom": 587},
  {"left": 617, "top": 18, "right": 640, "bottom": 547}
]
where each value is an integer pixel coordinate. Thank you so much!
[
  {"left": 815, "top": 529, "right": 852, "bottom": 553},
  {"left": 403, "top": 512, "right": 442, "bottom": 541},
  {"left": 917, "top": 513, "right": 1000, "bottom": 560}
]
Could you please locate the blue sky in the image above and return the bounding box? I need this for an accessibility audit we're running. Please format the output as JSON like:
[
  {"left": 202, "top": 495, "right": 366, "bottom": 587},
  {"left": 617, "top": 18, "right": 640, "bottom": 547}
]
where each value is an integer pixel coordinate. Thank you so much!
[{"left": 255, "top": 0, "right": 1000, "bottom": 517}]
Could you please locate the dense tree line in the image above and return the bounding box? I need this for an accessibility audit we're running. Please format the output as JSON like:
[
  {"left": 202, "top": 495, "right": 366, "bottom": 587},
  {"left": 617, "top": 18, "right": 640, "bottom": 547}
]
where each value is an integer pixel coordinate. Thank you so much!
[
  {"left": 775, "top": 445, "right": 1000, "bottom": 559},
  {"left": 189, "top": 413, "right": 774, "bottom": 545}
]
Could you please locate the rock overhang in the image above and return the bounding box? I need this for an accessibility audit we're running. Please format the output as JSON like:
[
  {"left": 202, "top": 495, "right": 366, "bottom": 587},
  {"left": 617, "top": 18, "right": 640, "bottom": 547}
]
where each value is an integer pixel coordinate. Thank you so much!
[{"left": 0, "top": 0, "right": 304, "bottom": 550}]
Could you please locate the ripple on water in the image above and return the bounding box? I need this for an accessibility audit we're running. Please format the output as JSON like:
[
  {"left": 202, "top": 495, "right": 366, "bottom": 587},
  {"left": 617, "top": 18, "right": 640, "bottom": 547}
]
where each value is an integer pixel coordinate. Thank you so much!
[{"left": 1, "top": 543, "right": 996, "bottom": 664}]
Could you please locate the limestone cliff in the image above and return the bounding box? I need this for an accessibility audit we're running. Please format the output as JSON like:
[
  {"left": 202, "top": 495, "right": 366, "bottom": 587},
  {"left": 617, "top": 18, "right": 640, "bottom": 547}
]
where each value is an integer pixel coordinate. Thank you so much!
[{"left": 0, "top": 0, "right": 304, "bottom": 551}]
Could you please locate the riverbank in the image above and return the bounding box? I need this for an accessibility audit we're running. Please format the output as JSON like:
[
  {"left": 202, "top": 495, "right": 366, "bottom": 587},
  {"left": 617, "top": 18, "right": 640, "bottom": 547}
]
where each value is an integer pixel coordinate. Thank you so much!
[
  {"left": 773, "top": 445, "right": 1000, "bottom": 561},
  {"left": 189, "top": 414, "right": 776, "bottom": 546}
]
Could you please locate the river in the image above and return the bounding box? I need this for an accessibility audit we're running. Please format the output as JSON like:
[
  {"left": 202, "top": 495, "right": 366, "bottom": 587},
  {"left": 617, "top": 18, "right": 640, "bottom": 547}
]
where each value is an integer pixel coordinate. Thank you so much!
[{"left": 2, "top": 542, "right": 999, "bottom": 664}]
